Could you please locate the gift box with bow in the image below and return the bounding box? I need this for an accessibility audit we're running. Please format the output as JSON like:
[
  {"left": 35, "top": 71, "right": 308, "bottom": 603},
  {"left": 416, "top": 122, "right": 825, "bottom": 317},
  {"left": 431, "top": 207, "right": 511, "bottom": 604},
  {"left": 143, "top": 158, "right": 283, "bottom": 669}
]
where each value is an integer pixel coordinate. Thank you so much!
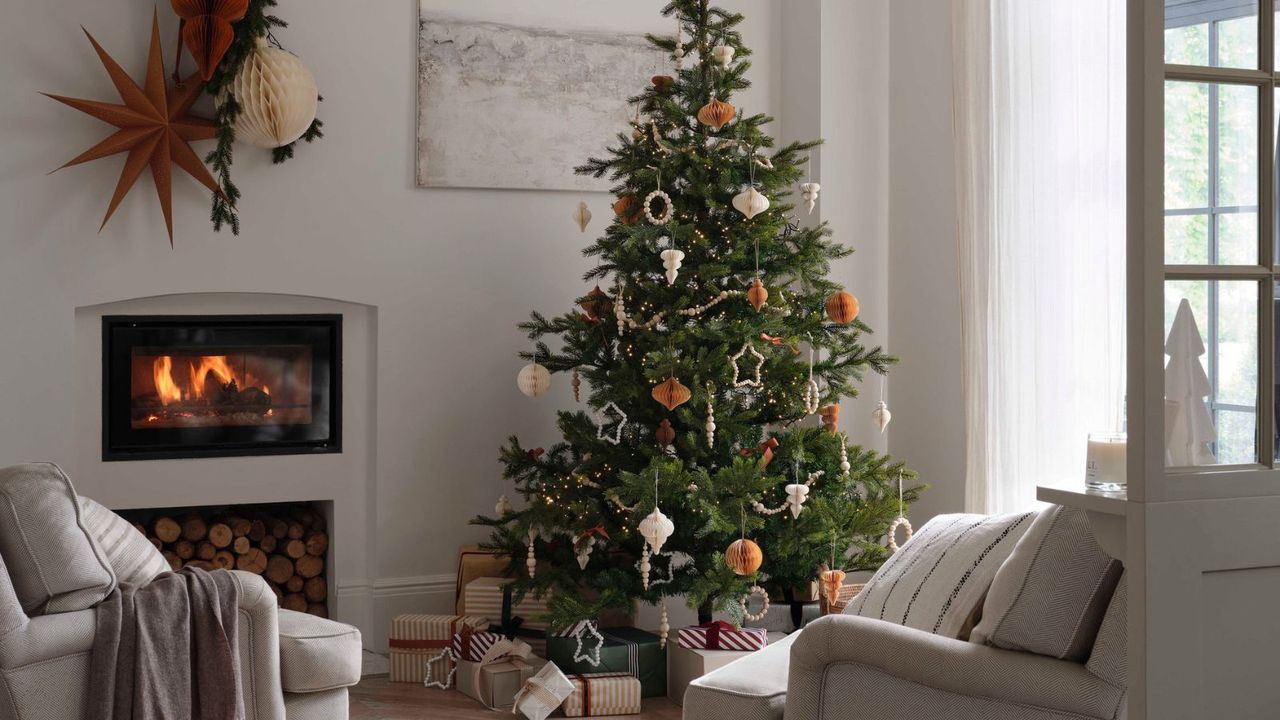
[
  {"left": 562, "top": 672, "right": 643, "bottom": 717},
  {"left": 463, "top": 577, "right": 549, "bottom": 655},
  {"left": 676, "top": 620, "right": 769, "bottom": 651},
  {"left": 513, "top": 662, "right": 576, "bottom": 720},
  {"left": 547, "top": 626, "right": 666, "bottom": 698},
  {"left": 455, "top": 635, "right": 545, "bottom": 711},
  {"left": 388, "top": 613, "right": 488, "bottom": 683}
]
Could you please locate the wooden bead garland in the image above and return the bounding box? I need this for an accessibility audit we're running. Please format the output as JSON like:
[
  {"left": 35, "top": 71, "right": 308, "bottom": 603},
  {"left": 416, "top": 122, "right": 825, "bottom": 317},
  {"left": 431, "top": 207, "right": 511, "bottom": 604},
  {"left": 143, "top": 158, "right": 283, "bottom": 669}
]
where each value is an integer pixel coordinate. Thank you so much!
[{"left": 740, "top": 585, "right": 770, "bottom": 622}]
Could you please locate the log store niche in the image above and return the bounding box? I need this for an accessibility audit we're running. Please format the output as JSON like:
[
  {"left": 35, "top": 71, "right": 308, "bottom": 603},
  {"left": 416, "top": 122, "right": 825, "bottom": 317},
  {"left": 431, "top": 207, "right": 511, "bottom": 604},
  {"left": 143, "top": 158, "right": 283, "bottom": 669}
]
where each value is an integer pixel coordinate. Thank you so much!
[
  {"left": 120, "top": 501, "right": 333, "bottom": 617},
  {"left": 103, "top": 315, "right": 341, "bottom": 460}
]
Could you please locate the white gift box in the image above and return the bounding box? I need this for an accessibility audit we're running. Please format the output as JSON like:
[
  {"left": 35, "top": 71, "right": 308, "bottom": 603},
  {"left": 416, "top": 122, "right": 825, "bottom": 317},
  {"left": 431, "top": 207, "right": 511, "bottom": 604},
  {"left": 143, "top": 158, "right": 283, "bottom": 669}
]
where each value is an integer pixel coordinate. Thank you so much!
[{"left": 667, "top": 631, "right": 785, "bottom": 706}]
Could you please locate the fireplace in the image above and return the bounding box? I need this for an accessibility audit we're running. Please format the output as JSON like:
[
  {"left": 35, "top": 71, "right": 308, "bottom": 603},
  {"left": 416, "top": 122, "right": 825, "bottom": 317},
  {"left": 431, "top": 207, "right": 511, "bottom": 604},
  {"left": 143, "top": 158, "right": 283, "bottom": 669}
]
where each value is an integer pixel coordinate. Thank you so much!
[{"left": 103, "top": 315, "right": 341, "bottom": 460}]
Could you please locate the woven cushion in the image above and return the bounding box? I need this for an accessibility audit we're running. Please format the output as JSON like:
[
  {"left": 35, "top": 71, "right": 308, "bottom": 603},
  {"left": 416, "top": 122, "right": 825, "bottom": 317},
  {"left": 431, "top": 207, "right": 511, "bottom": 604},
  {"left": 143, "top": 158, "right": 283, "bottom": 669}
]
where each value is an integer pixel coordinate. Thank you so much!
[
  {"left": 277, "top": 609, "right": 363, "bottom": 692},
  {"left": 844, "top": 512, "right": 1035, "bottom": 639},
  {"left": 78, "top": 496, "right": 170, "bottom": 588},
  {"left": 682, "top": 631, "right": 797, "bottom": 720},
  {"left": 0, "top": 463, "right": 116, "bottom": 615},
  {"left": 971, "top": 505, "right": 1122, "bottom": 661}
]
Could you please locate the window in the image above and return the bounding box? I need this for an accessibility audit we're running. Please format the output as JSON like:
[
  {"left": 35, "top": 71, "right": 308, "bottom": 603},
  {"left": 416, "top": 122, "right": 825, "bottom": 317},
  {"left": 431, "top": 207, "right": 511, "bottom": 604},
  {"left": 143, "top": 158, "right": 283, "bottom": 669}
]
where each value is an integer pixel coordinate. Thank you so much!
[{"left": 1163, "top": 0, "right": 1273, "bottom": 467}]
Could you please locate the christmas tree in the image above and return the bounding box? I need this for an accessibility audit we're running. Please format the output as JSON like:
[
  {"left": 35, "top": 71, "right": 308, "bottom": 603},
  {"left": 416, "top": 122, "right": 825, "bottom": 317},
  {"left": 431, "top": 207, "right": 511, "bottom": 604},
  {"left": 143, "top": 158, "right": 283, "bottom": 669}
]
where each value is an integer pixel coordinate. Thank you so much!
[{"left": 474, "top": 0, "right": 921, "bottom": 632}]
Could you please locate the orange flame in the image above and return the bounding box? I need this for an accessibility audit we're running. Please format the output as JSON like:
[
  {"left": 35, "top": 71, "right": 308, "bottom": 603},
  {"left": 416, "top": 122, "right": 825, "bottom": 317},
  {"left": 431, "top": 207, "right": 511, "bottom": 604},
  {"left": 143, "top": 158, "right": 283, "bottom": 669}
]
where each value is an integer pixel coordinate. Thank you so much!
[
  {"left": 152, "top": 356, "right": 183, "bottom": 406},
  {"left": 190, "top": 356, "right": 236, "bottom": 398}
]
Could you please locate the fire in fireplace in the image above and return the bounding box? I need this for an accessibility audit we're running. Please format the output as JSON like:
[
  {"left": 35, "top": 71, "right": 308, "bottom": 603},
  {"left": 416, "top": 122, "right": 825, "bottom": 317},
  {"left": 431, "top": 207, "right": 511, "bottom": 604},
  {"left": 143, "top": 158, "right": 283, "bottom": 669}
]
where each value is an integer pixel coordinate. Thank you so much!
[{"left": 104, "top": 315, "right": 341, "bottom": 460}]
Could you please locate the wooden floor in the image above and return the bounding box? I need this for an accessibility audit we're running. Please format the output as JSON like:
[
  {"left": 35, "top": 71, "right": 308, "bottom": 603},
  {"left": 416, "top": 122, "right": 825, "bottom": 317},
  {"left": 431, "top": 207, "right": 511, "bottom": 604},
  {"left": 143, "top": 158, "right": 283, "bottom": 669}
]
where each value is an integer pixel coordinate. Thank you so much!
[{"left": 350, "top": 675, "right": 684, "bottom": 720}]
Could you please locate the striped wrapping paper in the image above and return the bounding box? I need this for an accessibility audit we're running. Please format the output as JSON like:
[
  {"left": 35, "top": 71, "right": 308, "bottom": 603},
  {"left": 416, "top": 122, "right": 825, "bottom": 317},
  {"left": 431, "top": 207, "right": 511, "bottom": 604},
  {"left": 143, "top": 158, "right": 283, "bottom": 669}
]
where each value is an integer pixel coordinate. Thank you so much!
[
  {"left": 388, "top": 614, "right": 488, "bottom": 683},
  {"left": 463, "top": 577, "right": 549, "bottom": 631},
  {"left": 675, "top": 621, "right": 769, "bottom": 651},
  {"left": 450, "top": 629, "right": 510, "bottom": 662},
  {"left": 561, "top": 672, "right": 642, "bottom": 717}
]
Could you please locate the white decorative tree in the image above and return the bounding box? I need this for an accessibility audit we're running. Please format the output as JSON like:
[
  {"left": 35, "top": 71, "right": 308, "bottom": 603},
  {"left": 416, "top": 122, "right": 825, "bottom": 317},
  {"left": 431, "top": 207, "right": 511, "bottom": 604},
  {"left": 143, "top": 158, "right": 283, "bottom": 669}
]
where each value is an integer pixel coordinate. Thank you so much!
[{"left": 1165, "top": 298, "right": 1217, "bottom": 466}]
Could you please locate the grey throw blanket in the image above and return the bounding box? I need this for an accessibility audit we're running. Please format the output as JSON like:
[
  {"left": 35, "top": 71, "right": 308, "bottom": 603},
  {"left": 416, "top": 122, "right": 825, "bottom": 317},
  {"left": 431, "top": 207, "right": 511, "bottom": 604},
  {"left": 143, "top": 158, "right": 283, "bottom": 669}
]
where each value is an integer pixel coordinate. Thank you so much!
[{"left": 86, "top": 567, "right": 244, "bottom": 720}]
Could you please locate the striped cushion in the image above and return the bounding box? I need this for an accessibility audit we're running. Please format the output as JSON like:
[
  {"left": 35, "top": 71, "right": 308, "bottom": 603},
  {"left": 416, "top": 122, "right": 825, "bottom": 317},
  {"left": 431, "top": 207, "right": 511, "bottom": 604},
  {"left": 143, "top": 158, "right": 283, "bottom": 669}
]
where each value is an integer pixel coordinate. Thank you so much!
[
  {"left": 971, "top": 505, "right": 1122, "bottom": 661},
  {"left": 78, "top": 496, "right": 170, "bottom": 587},
  {"left": 844, "top": 512, "right": 1035, "bottom": 639}
]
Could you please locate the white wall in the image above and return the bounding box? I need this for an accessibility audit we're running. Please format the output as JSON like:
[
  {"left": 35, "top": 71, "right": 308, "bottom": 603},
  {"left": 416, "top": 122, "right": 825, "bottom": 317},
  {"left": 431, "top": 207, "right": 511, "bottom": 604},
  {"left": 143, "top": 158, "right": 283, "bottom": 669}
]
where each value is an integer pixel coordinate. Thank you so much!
[
  {"left": 0, "top": 0, "right": 782, "bottom": 648},
  {"left": 887, "top": 0, "right": 966, "bottom": 525}
]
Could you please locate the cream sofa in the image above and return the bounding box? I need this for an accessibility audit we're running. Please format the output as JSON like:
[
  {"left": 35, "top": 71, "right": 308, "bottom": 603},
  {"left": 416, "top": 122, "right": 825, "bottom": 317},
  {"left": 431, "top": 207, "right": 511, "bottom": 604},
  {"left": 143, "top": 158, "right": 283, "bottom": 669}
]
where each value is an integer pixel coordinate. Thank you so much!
[
  {"left": 684, "top": 506, "right": 1128, "bottom": 720},
  {"left": 0, "top": 462, "right": 363, "bottom": 720}
]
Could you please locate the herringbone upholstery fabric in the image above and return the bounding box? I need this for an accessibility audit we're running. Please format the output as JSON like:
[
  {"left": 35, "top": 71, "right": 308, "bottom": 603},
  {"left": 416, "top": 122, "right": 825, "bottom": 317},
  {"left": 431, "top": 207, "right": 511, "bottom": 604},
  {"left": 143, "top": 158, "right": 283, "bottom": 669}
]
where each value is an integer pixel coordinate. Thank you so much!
[
  {"left": 971, "top": 506, "right": 1122, "bottom": 661},
  {"left": 283, "top": 687, "right": 349, "bottom": 720},
  {"left": 785, "top": 615, "right": 1126, "bottom": 720},
  {"left": 79, "top": 496, "right": 170, "bottom": 588},
  {"left": 0, "top": 463, "right": 115, "bottom": 615},
  {"left": 277, "top": 608, "right": 363, "bottom": 693},
  {"left": 682, "top": 631, "right": 798, "bottom": 720},
  {"left": 844, "top": 512, "right": 1035, "bottom": 639},
  {"left": 1087, "top": 573, "right": 1127, "bottom": 689}
]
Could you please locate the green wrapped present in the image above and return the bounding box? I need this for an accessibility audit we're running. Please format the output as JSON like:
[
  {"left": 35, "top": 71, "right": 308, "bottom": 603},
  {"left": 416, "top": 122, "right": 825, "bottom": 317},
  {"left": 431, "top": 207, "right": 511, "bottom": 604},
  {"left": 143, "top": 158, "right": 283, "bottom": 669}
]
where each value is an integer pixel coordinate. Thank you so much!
[{"left": 547, "top": 626, "right": 666, "bottom": 698}]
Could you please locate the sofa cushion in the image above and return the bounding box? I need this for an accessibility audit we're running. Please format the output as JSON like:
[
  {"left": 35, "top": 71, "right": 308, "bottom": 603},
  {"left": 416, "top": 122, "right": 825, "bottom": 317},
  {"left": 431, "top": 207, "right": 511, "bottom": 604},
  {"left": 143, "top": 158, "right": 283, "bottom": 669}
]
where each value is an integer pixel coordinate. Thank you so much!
[
  {"left": 683, "top": 631, "right": 797, "bottom": 720},
  {"left": 0, "top": 463, "right": 116, "bottom": 615},
  {"left": 971, "top": 505, "right": 1122, "bottom": 661},
  {"left": 79, "top": 496, "right": 171, "bottom": 588},
  {"left": 277, "top": 608, "right": 363, "bottom": 692},
  {"left": 844, "top": 512, "right": 1035, "bottom": 639}
]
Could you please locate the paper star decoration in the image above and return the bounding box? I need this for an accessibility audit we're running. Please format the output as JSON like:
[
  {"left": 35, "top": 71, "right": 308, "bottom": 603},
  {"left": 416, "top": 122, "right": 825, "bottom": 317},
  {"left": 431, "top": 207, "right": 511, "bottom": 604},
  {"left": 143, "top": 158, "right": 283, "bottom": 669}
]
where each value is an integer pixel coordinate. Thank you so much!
[{"left": 44, "top": 11, "right": 223, "bottom": 245}]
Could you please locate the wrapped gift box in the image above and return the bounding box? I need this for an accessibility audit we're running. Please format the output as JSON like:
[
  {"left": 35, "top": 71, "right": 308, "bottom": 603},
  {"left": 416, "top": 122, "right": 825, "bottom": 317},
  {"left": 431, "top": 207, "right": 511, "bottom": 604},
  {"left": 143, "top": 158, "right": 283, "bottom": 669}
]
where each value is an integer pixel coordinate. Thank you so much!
[
  {"left": 547, "top": 626, "right": 666, "bottom": 698},
  {"left": 464, "top": 577, "right": 549, "bottom": 655},
  {"left": 456, "top": 655, "right": 546, "bottom": 711},
  {"left": 676, "top": 621, "right": 769, "bottom": 651},
  {"left": 514, "top": 662, "right": 576, "bottom": 720},
  {"left": 668, "top": 631, "right": 786, "bottom": 706},
  {"left": 562, "top": 672, "right": 643, "bottom": 717},
  {"left": 454, "top": 546, "right": 509, "bottom": 614},
  {"left": 451, "top": 628, "right": 511, "bottom": 662},
  {"left": 388, "top": 613, "right": 488, "bottom": 683}
]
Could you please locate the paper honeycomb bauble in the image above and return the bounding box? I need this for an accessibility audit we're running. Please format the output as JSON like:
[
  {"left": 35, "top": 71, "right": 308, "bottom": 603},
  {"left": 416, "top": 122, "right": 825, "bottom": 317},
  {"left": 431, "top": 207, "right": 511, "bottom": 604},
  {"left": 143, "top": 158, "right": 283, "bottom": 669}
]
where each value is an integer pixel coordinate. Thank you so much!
[
  {"left": 725, "top": 538, "right": 763, "bottom": 575},
  {"left": 517, "top": 363, "right": 551, "bottom": 398},
  {"left": 652, "top": 377, "right": 692, "bottom": 411},
  {"left": 825, "top": 291, "right": 860, "bottom": 324},
  {"left": 231, "top": 38, "right": 318, "bottom": 148},
  {"left": 697, "top": 97, "right": 736, "bottom": 131}
]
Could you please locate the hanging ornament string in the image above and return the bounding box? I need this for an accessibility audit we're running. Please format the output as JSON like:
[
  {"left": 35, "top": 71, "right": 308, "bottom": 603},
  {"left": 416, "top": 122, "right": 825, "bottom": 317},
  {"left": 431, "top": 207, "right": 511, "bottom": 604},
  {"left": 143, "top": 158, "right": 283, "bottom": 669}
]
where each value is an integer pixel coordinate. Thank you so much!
[
  {"left": 887, "top": 470, "right": 914, "bottom": 552},
  {"left": 616, "top": 288, "right": 745, "bottom": 331}
]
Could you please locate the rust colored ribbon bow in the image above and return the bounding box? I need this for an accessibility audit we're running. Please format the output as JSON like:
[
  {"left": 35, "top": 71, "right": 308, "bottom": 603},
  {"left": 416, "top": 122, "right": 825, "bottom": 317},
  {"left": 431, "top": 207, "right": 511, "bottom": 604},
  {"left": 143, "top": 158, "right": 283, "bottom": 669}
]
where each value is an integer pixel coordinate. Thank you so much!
[
  {"left": 739, "top": 437, "right": 779, "bottom": 467},
  {"left": 576, "top": 524, "right": 610, "bottom": 544},
  {"left": 760, "top": 333, "right": 784, "bottom": 345},
  {"left": 527, "top": 448, "right": 545, "bottom": 460}
]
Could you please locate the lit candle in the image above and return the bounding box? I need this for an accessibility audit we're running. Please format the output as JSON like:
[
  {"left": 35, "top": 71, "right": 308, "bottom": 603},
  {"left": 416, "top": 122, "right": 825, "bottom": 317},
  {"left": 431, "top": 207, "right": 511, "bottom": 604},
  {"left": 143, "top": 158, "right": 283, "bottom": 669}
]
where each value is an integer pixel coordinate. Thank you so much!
[{"left": 1085, "top": 433, "right": 1127, "bottom": 492}]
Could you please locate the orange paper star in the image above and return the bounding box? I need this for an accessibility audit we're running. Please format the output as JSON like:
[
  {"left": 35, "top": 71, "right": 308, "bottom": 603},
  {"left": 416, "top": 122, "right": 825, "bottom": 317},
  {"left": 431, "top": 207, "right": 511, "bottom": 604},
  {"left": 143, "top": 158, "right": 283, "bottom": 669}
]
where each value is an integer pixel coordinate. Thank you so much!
[{"left": 45, "top": 11, "right": 222, "bottom": 245}]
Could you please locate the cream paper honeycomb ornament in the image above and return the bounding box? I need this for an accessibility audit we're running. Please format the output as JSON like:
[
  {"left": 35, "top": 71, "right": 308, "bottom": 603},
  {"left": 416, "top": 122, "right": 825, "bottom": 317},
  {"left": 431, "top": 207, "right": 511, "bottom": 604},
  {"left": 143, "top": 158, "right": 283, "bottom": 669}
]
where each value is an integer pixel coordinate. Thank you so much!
[{"left": 231, "top": 38, "right": 319, "bottom": 148}]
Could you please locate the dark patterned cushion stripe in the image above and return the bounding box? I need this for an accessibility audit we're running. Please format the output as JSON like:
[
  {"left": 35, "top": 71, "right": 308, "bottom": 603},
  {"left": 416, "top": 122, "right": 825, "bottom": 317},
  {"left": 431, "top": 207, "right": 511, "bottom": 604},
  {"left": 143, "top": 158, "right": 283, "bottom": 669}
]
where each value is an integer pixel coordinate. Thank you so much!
[
  {"left": 901, "top": 516, "right": 994, "bottom": 626},
  {"left": 931, "top": 514, "right": 1033, "bottom": 634}
]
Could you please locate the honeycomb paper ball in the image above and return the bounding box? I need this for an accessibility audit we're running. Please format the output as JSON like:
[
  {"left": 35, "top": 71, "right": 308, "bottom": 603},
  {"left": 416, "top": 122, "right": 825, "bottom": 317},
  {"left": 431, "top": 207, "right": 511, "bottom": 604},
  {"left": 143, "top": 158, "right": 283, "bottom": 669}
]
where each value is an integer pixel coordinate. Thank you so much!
[
  {"left": 517, "top": 363, "right": 551, "bottom": 397},
  {"left": 725, "top": 538, "right": 763, "bottom": 575},
  {"left": 231, "top": 38, "right": 318, "bottom": 148},
  {"left": 825, "top": 291, "right": 860, "bottom": 324}
]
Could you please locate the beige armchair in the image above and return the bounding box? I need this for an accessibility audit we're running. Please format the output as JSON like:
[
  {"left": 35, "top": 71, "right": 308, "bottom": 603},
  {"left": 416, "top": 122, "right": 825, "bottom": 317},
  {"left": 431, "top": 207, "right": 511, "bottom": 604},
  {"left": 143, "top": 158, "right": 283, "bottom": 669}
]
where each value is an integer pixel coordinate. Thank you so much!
[{"left": 0, "top": 462, "right": 363, "bottom": 720}]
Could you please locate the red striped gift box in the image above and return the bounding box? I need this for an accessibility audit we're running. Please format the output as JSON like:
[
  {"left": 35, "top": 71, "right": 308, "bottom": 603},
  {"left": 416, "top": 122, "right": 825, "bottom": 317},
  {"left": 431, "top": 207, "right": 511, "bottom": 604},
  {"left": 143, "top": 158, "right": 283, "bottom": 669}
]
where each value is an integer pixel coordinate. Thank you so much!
[
  {"left": 450, "top": 628, "right": 511, "bottom": 662},
  {"left": 675, "top": 620, "right": 768, "bottom": 651}
]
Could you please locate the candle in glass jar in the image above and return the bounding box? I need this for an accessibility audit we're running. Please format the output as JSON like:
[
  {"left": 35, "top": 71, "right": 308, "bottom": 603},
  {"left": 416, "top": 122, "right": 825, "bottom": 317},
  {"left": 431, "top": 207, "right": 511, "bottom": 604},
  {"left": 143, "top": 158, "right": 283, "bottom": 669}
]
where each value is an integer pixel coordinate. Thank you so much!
[{"left": 1086, "top": 433, "right": 1127, "bottom": 491}]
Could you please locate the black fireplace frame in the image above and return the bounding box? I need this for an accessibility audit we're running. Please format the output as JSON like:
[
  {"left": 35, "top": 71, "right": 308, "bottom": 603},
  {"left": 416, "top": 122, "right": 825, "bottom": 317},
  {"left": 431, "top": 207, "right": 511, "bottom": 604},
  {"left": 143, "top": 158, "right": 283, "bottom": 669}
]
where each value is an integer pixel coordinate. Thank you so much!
[{"left": 102, "top": 314, "right": 342, "bottom": 461}]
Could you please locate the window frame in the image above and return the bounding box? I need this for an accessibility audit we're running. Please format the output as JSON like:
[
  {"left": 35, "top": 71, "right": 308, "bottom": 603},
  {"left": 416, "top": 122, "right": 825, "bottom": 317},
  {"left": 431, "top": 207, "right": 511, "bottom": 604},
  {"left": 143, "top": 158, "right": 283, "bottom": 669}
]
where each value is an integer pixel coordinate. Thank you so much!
[{"left": 1163, "top": 0, "right": 1275, "bottom": 471}]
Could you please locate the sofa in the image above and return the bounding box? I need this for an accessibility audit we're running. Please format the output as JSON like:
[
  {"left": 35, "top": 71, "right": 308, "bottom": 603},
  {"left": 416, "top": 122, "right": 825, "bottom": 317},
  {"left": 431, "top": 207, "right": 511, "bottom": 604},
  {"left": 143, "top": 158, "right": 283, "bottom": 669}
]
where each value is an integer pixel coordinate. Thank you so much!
[
  {"left": 0, "top": 462, "right": 363, "bottom": 720},
  {"left": 685, "top": 506, "right": 1127, "bottom": 720}
]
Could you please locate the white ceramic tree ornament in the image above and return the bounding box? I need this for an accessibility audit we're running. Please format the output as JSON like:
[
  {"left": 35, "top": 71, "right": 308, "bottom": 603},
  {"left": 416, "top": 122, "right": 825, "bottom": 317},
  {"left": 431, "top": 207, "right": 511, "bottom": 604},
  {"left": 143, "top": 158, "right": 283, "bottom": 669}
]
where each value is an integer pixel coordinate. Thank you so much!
[
  {"left": 712, "top": 45, "right": 735, "bottom": 66},
  {"left": 526, "top": 527, "right": 538, "bottom": 579},
  {"left": 803, "top": 347, "right": 820, "bottom": 414},
  {"left": 659, "top": 603, "right": 670, "bottom": 648},
  {"left": 517, "top": 362, "right": 551, "bottom": 398},
  {"left": 576, "top": 535, "right": 595, "bottom": 570},
  {"left": 784, "top": 483, "right": 810, "bottom": 519},
  {"left": 495, "top": 495, "right": 513, "bottom": 517},
  {"left": 872, "top": 400, "right": 892, "bottom": 433},
  {"left": 639, "top": 507, "right": 674, "bottom": 554},
  {"left": 573, "top": 201, "right": 592, "bottom": 233},
  {"left": 801, "top": 182, "right": 821, "bottom": 214},
  {"left": 661, "top": 247, "right": 685, "bottom": 285},
  {"left": 732, "top": 187, "right": 770, "bottom": 219},
  {"left": 231, "top": 38, "right": 319, "bottom": 148}
]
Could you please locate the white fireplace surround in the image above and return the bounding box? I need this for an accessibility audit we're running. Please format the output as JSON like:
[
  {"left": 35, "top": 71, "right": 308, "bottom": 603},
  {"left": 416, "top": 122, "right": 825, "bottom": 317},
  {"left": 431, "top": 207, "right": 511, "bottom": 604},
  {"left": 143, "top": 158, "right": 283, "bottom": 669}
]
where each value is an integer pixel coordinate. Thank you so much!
[{"left": 70, "top": 292, "right": 396, "bottom": 643}]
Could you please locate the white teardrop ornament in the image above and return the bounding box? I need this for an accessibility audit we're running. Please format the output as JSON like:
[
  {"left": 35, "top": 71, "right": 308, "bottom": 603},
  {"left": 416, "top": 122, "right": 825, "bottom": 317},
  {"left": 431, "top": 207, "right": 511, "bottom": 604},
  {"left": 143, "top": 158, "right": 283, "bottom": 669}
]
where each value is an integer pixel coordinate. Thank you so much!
[
  {"left": 801, "top": 182, "right": 821, "bottom": 214},
  {"left": 872, "top": 400, "right": 892, "bottom": 433},
  {"left": 733, "top": 187, "right": 770, "bottom": 220},
  {"left": 712, "top": 45, "right": 735, "bottom": 66},
  {"left": 661, "top": 248, "right": 685, "bottom": 285},
  {"left": 639, "top": 507, "right": 674, "bottom": 554},
  {"left": 784, "top": 483, "right": 810, "bottom": 519}
]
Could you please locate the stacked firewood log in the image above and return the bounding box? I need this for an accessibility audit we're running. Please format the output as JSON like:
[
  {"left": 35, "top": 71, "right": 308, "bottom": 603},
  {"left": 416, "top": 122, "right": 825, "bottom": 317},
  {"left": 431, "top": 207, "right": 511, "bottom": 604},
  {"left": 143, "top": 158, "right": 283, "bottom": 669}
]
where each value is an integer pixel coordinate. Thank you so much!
[{"left": 134, "top": 504, "right": 329, "bottom": 618}]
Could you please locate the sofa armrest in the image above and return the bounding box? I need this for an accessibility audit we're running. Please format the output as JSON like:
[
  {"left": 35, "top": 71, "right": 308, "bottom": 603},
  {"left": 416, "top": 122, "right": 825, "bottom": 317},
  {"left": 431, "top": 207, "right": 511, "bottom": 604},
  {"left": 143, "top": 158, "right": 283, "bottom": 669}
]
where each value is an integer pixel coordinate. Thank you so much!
[
  {"left": 230, "top": 570, "right": 287, "bottom": 720},
  {"left": 0, "top": 608, "right": 95, "bottom": 670},
  {"left": 786, "top": 615, "right": 1125, "bottom": 720}
]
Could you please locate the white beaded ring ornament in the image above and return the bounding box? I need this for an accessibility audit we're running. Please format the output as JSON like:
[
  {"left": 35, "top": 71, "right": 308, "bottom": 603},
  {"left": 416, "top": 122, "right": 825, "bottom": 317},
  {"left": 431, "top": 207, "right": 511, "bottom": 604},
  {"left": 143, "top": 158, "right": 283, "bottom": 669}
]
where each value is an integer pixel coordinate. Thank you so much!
[
  {"left": 644, "top": 170, "right": 675, "bottom": 226},
  {"left": 740, "top": 585, "right": 770, "bottom": 622},
  {"left": 887, "top": 471, "right": 914, "bottom": 552}
]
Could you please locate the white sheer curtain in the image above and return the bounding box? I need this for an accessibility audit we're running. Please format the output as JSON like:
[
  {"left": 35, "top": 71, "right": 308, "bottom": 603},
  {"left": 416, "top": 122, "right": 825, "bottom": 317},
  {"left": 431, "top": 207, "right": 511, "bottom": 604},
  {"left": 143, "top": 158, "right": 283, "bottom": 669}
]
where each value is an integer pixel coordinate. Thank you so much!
[{"left": 953, "top": 0, "right": 1127, "bottom": 514}]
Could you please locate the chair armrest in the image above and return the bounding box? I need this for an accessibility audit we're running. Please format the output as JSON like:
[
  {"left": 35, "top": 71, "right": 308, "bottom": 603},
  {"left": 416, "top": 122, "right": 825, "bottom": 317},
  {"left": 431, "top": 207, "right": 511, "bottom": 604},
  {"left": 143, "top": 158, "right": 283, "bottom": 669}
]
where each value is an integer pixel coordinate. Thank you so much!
[
  {"left": 786, "top": 615, "right": 1125, "bottom": 720},
  {"left": 0, "top": 608, "right": 95, "bottom": 670},
  {"left": 230, "top": 570, "right": 286, "bottom": 720}
]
